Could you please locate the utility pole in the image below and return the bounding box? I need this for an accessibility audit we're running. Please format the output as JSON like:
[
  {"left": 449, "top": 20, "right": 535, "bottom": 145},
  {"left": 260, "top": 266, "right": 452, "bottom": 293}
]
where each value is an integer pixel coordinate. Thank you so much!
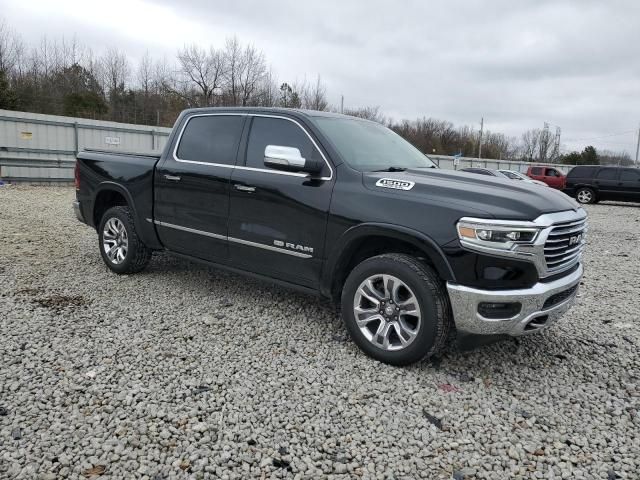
[
  {"left": 635, "top": 124, "right": 640, "bottom": 167},
  {"left": 340, "top": 95, "right": 344, "bottom": 114},
  {"left": 478, "top": 117, "right": 484, "bottom": 159}
]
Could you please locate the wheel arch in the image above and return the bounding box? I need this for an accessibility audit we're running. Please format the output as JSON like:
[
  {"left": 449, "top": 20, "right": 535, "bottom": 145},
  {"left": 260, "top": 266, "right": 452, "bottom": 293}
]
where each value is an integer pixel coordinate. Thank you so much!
[{"left": 322, "top": 223, "right": 456, "bottom": 301}]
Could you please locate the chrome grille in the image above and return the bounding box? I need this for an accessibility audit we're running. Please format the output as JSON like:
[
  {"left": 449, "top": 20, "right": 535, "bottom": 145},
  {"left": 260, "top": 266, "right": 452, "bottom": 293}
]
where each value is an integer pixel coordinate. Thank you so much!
[{"left": 544, "top": 218, "right": 588, "bottom": 274}]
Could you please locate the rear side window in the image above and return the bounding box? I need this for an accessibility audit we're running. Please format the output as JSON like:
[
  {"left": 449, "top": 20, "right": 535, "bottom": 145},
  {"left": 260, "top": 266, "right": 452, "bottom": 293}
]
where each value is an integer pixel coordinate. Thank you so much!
[
  {"left": 620, "top": 169, "right": 640, "bottom": 181},
  {"left": 568, "top": 166, "right": 596, "bottom": 178},
  {"left": 246, "top": 117, "right": 326, "bottom": 174},
  {"left": 596, "top": 168, "right": 618, "bottom": 180},
  {"left": 530, "top": 167, "right": 542, "bottom": 175},
  {"left": 176, "top": 115, "right": 245, "bottom": 165}
]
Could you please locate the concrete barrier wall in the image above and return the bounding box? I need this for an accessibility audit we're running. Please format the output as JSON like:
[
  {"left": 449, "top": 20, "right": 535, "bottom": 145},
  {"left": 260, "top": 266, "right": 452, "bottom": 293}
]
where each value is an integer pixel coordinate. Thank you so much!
[{"left": 0, "top": 110, "right": 172, "bottom": 182}]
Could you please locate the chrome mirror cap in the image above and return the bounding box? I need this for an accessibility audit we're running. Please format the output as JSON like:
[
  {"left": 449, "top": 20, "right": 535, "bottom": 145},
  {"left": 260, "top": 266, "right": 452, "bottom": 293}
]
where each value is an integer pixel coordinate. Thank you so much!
[{"left": 264, "top": 145, "right": 306, "bottom": 170}]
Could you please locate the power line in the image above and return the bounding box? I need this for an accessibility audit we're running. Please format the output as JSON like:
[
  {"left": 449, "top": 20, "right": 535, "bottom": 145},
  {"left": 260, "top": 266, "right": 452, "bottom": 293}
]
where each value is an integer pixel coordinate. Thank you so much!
[{"left": 564, "top": 130, "right": 636, "bottom": 142}]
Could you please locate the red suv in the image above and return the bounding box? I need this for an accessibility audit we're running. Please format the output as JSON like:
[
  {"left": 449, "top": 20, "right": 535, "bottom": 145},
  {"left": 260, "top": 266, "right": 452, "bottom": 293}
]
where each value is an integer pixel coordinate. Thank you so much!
[{"left": 526, "top": 166, "right": 566, "bottom": 189}]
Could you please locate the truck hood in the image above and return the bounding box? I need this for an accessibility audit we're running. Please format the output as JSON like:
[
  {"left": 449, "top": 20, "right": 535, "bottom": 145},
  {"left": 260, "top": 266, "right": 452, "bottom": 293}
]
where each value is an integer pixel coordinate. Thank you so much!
[{"left": 363, "top": 168, "right": 580, "bottom": 220}]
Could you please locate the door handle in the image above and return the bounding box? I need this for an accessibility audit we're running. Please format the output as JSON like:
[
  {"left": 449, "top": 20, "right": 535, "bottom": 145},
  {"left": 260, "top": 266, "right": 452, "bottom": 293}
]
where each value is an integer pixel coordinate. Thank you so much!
[
  {"left": 234, "top": 184, "right": 256, "bottom": 193},
  {"left": 164, "top": 174, "right": 181, "bottom": 182}
]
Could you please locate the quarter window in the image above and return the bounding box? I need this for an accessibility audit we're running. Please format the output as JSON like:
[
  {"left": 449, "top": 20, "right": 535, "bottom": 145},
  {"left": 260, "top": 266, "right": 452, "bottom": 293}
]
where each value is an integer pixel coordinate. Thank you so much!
[
  {"left": 596, "top": 168, "right": 618, "bottom": 180},
  {"left": 176, "top": 115, "right": 245, "bottom": 165},
  {"left": 620, "top": 169, "right": 640, "bottom": 181},
  {"left": 531, "top": 167, "right": 542, "bottom": 175},
  {"left": 246, "top": 117, "right": 326, "bottom": 174}
]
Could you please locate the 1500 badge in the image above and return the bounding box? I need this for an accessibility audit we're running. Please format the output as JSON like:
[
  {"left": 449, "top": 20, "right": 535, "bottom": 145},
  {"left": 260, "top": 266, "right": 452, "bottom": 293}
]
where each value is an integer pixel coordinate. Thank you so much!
[{"left": 375, "top": 178, "right": 415, "bottom": 191}]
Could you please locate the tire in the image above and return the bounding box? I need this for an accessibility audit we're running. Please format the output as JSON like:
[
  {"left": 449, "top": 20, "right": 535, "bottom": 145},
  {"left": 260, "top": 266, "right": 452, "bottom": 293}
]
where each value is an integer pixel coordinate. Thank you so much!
[
  {"left": 341, "top": 253, "right": 452, "bottom": 366},
  {"left": 575, "top": 187, "right": 596, "bottom": 204},
  {"left": 98, "top": 206, "right": 152, "bottom": 274}
]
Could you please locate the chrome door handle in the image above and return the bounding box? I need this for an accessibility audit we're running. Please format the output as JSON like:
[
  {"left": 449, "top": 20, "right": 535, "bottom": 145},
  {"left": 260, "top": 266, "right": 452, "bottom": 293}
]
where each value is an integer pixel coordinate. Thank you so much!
[
  {"left": 234, "top": 184, "right": 255, "bottom": 193},
  {"left": 164, "top": 174, "right": 181, "bottom": 182}
]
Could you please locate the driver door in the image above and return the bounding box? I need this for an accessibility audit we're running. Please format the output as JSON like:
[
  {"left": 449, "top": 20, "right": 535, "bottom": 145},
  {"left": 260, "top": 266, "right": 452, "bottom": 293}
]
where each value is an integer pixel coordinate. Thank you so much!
[{"left": 227, "top": 115, "right": 334, "bottom": 288}]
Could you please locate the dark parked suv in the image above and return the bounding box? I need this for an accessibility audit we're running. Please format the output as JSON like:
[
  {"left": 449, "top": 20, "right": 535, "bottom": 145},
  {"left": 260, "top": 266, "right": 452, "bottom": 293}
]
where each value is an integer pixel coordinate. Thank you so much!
[{"left": 565, "top": 166, "right": 640, "bottom": 204}]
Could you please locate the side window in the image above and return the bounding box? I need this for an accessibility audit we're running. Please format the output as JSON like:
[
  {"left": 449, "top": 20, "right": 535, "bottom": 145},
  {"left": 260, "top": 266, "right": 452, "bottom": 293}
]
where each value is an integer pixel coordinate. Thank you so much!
[
  {"left": 531, "top": 167, "right": 542, "bottom": 175},
  {"left": 545, "top": 168, "right": 559, "bottom": 177},
  {"left": 620, "top": 169, "right": 640, "bottom": 181},
  {"left": 596, "top": 168, "right": 618, "bottom": 181},
  {"left": 246, "top": 117, "right": 325, "bottom": 173},
  {"left": 176, "top": 115, "right": 245, "bottom": 165},
  {"left": 569, "top": 166, "right": 595, "bottom": 178}
]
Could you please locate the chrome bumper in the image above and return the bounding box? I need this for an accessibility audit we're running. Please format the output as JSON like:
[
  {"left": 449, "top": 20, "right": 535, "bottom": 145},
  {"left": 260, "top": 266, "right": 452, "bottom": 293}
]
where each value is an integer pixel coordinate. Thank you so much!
[
  {"left": 446, "top": 263, "right": 583, "bottom": 336},
  {"left": 72, "top": 200, "right": 85, "bottom": 223}
]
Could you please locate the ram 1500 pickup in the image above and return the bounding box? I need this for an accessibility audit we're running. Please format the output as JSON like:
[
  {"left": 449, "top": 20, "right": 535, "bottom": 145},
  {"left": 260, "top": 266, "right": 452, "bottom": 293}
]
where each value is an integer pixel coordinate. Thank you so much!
[{"left": 74, "top": 108, "right": 587, "bottom": 365}]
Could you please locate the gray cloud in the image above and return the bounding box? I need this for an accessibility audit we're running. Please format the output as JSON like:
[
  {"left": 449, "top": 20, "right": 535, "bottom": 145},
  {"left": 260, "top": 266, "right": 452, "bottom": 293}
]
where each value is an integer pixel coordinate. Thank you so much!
[{"left": 3, "top": 0, "right": 640, "bottom": 154}]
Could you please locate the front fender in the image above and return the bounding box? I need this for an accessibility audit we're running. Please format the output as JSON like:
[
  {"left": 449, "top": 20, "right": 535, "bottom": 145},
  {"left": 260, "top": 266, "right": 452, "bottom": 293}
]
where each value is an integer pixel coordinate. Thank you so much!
[{"left": 320, "top": 222, "right": 456, "bottom": 297}]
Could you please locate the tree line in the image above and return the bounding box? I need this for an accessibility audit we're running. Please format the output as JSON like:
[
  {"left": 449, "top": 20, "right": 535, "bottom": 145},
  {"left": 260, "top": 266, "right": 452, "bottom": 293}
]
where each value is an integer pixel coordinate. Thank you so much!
[{"left": 0, "top": 19, "right": 631, "bottom": 165}]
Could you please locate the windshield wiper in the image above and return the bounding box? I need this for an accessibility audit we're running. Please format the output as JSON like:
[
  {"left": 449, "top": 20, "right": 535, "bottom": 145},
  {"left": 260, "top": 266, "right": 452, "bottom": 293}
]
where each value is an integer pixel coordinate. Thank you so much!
[{"left": 372, "top": 166, "right": 407, "bottom": 172}]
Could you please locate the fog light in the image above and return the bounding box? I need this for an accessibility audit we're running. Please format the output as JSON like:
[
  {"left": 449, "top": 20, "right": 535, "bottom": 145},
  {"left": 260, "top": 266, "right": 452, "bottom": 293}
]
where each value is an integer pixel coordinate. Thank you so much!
[{"left": 478, "top": 302, "right": 522, "bottom": 319}]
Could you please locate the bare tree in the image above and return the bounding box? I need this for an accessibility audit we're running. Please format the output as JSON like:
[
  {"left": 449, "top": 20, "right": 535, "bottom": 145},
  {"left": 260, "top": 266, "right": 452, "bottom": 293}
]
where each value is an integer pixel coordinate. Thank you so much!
[
  {"left": 0, "top": 19, "right": 24, "bottom": 73},
  {"left": 176, "top": 44, "right": 224, "bottom": 106},
  {"left": 237, "top": 43, "right": 266, "bottom": 106},
  {"left": 302, "top": 74, "right": 328, "bottom": 111},
  {"left": 344, "top": 105, "right": 385, "bottom": 123},
  {"left": 137, "top": 50, "right": 153, "bottom": 94},
  {"left": 520, "top": 129, "right": 540, "bottom": 162},
  {"left": 253, "top": 67, "right": 279, "bottom": 107},
  {"left": 223, "top": 36, "right": 242, "bottom": 105},
  {"left": 537, "top": 126, "right": 557, "bottom": 162},
  {"left": 101, "top": 47, "right": 129, "bottom": 95}
]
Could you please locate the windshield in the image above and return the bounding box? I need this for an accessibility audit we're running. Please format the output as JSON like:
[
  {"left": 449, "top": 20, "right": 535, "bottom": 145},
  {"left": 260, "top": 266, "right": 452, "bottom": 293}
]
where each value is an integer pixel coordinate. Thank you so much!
[{"left": 312, "top": 117, "right": 437, "bottom": 171}]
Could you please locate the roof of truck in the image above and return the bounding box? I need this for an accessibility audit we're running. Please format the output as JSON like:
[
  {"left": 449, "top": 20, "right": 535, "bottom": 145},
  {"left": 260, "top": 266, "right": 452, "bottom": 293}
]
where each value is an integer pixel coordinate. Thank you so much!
[{"left": 180, "top": 107, "right": 360, "bottom": 120}]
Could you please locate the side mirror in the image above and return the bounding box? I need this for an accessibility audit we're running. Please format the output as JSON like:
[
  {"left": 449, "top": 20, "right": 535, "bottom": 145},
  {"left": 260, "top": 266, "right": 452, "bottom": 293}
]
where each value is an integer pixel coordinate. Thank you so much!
[{"left": 264, "top": 145, "right": 323, "bottom": 174}]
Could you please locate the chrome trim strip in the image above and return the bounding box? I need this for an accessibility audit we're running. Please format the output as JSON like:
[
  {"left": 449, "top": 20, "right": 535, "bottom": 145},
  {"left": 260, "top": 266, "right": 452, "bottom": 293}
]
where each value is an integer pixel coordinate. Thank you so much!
[
  {"left": 171, "top": 112, "right": 333, "bottom": 181},
  {"left": 227, "top": 237, "right": 313, "bottom": 258},
  {"left": 154, "top": 220, "right": 226, "bottom": 240},
  {"left": 152, "top": 220, "right": 312, "bottom": 258}
]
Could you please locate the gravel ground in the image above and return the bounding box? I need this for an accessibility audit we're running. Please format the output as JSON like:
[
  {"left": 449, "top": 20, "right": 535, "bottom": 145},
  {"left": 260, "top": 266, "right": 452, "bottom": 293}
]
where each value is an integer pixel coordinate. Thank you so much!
[{"left": 0, "top": 185, "right": 638, "bottom": 480}]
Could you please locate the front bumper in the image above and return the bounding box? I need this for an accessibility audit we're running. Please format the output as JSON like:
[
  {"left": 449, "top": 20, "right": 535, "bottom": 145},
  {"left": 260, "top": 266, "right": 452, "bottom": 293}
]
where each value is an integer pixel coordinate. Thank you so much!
[
  {"left": 447, "top": 263, "right": 582, "bottom": 336},
  {"left": 72, "top": 200, "right": 85, "bottom": 223}
]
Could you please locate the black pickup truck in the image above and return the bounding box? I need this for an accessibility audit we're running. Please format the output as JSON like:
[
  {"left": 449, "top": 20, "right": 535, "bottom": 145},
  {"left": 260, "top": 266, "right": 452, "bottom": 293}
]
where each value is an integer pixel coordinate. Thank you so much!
[{"left": 74, "top": 108, "right": 587, "bottom": 365}]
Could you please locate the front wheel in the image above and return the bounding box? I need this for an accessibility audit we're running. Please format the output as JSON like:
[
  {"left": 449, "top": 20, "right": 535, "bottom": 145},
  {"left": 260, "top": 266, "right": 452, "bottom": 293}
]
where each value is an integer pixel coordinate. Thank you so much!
[
  {"left": 576, "top": 187, "right": 596, "bottom": 204},
  {"left": 98, "top": 206, "right": 152, "bottom": 274},
  {"left": 341, "top": 253, "right": 452, "bottom": 366}
]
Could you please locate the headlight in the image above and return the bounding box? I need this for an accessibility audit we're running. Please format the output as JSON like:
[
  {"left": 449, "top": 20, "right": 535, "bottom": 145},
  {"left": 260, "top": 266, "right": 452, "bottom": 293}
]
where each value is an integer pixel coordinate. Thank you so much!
[{"left": 457, "top": 220, "right": 539, "bottom": 251}]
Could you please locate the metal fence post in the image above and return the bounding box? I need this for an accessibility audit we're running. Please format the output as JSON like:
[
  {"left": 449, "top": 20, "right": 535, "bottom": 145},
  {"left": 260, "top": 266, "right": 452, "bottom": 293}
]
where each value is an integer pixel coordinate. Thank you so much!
[
  {"left": 151, "top": 130, "right": 156, "bottom": 150},
  {"left": 73, "top": 122, "right": 79, "bottom": 155}
]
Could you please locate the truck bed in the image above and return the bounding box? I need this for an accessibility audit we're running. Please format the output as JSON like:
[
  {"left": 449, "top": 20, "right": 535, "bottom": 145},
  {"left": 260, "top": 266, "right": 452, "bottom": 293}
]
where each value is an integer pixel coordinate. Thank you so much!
[{"left": 75, "top": 149, "right": 162, "bottom": 248}]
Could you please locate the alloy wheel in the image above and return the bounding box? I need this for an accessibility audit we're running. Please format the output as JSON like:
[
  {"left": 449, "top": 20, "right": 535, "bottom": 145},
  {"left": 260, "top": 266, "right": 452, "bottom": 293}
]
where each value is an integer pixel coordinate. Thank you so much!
[
  {"left": 577, "top": 189, "right": 593, "bottom": 204},
  {"left": 102, "top": 217, "right": 129, "bottom": 265},
  {"left": 353, "top": 274, "right": 422, "bottom": 351}
]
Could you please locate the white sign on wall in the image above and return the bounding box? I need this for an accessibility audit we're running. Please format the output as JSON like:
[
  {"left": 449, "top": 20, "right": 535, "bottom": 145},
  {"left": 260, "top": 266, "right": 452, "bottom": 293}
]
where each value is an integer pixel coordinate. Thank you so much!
[{"left": 105, "top": 136, "right": 121, "bottom": 145}]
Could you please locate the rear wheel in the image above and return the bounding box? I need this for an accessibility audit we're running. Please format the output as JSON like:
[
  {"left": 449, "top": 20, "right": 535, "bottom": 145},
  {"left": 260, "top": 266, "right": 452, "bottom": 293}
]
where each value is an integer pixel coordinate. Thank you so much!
[
  {"left": 341, "top": 253, "right": 451, "bottom": 366},
  {"left": 98, "top": 206, "right": 151, "bottom": 274},
  {"left": 576, "top": 187, "right": 596, "bottom": 204}
]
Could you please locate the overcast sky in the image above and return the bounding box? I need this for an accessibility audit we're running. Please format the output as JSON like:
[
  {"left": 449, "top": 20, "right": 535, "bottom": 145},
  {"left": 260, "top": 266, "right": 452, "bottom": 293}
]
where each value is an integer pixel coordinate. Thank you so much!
[{"left": 2, "top": 0, "right": 639, "bottom": 154}]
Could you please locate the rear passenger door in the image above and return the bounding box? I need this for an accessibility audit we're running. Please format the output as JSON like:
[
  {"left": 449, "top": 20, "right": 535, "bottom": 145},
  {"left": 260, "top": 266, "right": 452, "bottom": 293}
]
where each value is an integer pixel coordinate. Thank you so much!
[
  {"left": 618, "top": 168, "right": 640, "bottom": 200},
  {"left": 594, "top": 168, "right": 619, "bottom": 199},
  {"left": 227, "top": 115, "right": 334, "bottom": 288},
  {"left": 154, "top": 114, "right": 246, "bottom": 261}
]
